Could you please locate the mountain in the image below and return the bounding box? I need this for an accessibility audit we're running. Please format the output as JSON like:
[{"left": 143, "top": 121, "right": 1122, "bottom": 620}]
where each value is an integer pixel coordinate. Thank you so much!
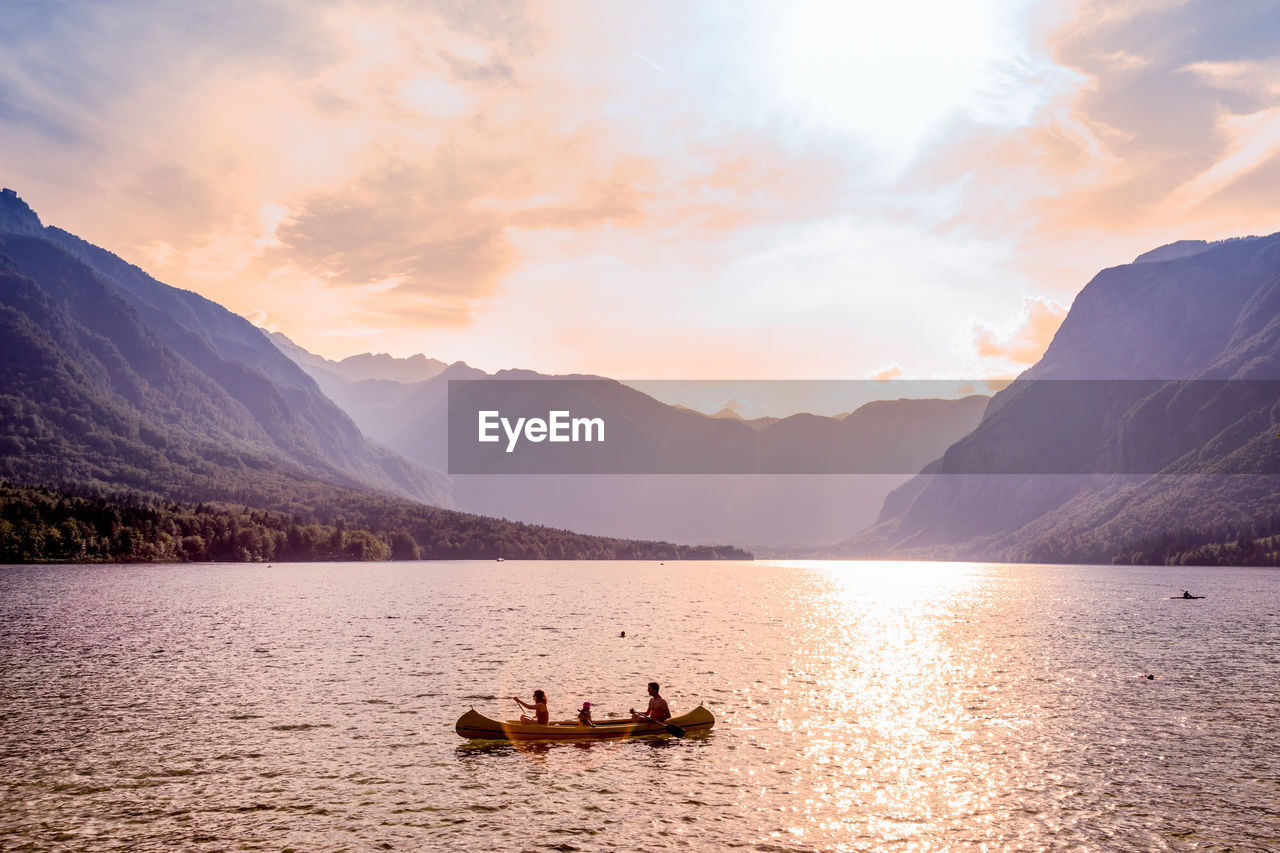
[
  {"left": 838, "top": 233, "right": 1280, "bottom": 562},
  {"left": 0, "top": 188, "right": 752, "bottom": 561},
  {"left": 269, "top": 331, "right": 487, "bottom": 452},
  {"left": 448, "top": 384, "right": 990, "bottom": 547},
  {"left": 1131, "top": 238, "right": 1238, "bottom": 264},
  {"left": 267, "top": 333, "right": 448, "bottom": 384},
  {"left": 268, "top": 332, "right": 989, "bottom": 546},
  {"left": 0, "top": 188, "right": 449, "bottom": 507}
]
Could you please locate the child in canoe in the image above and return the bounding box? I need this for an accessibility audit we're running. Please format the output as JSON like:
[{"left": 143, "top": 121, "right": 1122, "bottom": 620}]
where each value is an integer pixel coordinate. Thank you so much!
[
  {"left": 577, "top": 701, "right": 595, "bottom": 726},
  {"left": 513, "top": 690, "right": 549, "bottom": 725}
]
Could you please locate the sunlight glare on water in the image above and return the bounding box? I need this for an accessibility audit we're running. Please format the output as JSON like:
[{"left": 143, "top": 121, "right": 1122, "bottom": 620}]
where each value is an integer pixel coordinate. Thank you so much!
[{"left": 748, "top": 561, "right": 1009, "bottom": 849}]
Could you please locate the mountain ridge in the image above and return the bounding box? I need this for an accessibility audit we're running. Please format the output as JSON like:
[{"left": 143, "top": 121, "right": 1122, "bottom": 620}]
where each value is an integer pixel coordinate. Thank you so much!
[
  {"left": 837, "top": 231, "right": 1280, "bottom": 562},
  {"left": 267, "top": 331, "right": 451, "bottom": 384},
  {"left": 0, "top": 188, "right": 453, "bottom": 506},
  {"left": 0, "top": 188, "right": 752, "bottom": 561},
  {"left": 267, "top": 332, "right": 990, "bottom": 546}
]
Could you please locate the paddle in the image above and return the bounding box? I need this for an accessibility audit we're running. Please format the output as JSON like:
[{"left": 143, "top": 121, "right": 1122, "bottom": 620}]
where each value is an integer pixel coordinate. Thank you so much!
[{"left": 633, "top": 711, "right": 686, "bottom": 738}]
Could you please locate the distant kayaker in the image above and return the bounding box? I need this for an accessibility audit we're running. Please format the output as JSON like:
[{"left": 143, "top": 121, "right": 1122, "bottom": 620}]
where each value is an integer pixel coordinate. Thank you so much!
[
  {"left": 577, "top": 701, "right": 595, "bottom": 726},
  {"left": 630, "top": 681, "right": 671, "bottom": 723},
  {"left": 514, "top": 690, "right": 549, "bottom": 725},
  {"left": 1182, "top": 590, "right": 1194, "bottom": 599}
]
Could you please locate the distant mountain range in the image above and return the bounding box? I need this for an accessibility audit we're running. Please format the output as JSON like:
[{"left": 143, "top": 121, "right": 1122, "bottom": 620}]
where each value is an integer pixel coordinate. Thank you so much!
[
  {"left": 267, "top": 332, "right": 990, "bottom": 546},
  {"left": 0, "top": 185, "right": 983, "bottom": 555},
  {"left": 270, "top": 332, "right": 449, "bottom": 385},
  {"left": 12, "top": 184, "right": 1271, "bottom": 564},
  {"left": 837, "top": 233, "right": 1280, "bottom": 563}
]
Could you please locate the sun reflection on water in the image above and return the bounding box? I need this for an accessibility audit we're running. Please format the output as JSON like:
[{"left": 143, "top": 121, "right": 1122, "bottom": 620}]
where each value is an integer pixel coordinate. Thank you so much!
[{"left": 756, "top": 560, "right": 1019, "bottom": 849}]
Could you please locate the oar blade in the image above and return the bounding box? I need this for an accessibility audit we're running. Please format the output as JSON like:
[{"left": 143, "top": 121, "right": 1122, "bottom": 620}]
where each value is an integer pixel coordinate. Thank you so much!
[{"left": 665, "top": 723, "right": 686, "bottom": 737}]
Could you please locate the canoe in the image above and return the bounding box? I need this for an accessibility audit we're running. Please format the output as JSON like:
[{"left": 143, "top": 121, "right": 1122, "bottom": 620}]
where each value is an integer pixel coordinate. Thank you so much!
[
  {"left": 455, "top": 704, "right": 715, "bottom": 741},
  {"left": 1169, "top": 595, "right": 1205, "bottom": 599}
]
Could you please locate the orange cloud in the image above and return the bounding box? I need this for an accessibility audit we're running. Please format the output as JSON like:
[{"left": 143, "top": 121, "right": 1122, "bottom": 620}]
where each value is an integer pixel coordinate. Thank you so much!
[
  {"left": 972, "top": 297, "right": 1068, "bottom": 364},
  {"left": 2, "top": 0, "right": 869, "bottom": 358},
  {"left": 868, "top": 363, "right": 905, "bottom": 381},
  {"left": 5, "top": 0, "right": 1280, "bottom": 379}
]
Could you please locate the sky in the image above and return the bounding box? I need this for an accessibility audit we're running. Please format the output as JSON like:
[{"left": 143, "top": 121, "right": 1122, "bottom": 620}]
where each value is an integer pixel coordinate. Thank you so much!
[{"left": 3, "top": 0, "right": 1280, "bottom": 379}]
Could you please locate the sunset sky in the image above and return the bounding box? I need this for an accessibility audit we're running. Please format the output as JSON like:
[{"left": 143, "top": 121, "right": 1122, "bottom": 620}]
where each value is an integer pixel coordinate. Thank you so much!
[{"left": 4, "top": 0, "right": 1279, "bottom": 379}]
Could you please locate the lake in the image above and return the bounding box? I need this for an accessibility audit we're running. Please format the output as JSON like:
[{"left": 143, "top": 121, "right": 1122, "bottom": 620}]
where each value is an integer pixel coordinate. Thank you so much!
[{"left": 1, "top": 560, "right": 1277, "bottom": 851}]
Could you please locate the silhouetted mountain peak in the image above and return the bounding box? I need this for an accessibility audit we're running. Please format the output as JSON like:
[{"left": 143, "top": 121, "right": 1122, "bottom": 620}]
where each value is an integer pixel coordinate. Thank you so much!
[
  {"left": 0, "top": 188, "right": 45, "bottom": 236},
  {"left": 440, "top": 360, "right": 484, "bottom": 378},
  {"left": 1133, "top": 235, "right": 1266, "bottom": 264},
  {"left": 842, "top": 231, "right": 1280, "bottom": 562},
  {"left": 333, "top": 351, "right": 448, "bottom": 383},
  {"left": 266, "top": 331, "right": 449, "bottom": 384}
]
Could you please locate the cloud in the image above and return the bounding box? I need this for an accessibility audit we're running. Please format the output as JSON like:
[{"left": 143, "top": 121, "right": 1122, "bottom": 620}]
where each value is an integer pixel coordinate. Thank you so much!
[
  {"left": 1163, "top": 104, "right": 1280, "bottom": 214},
  {"left": 972, "top": 297, "right": 1068, "bottom": 364},
  {"left": 440, "top": 49, "right": 517, "bottom": 87},
  {"left": 1044, "top": 0, "right": 1280, "bottom": 210},
  {"left": 269, "top": 160, "right": 513, "bottom": 300},
  {"left": 1097, "top": 50, "right": 1151, "bottom": 71},
  {"left": 1182, "top": 58, "right": 1280, "bottom": 100},
  {"left": 868, "top": 363, "right": 905, "bottom": 381},
  {"left": 891, "top": 0, "right": 1280, "bottom": 324},
  {"left": 1, "top": 0, "right": 872, "bottom": 344},
  {"left": 4, "top": 0, "right": 1280, "bottom": 378}
]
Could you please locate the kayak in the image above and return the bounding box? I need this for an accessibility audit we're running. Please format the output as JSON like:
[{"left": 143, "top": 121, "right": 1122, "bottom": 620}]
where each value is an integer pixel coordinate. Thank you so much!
[
  {"left": 455, "top": 704, "right": 715, "bottom": 741},
  {"left": 1169, "top": 595, "right": 1205, "bottom": 599}
]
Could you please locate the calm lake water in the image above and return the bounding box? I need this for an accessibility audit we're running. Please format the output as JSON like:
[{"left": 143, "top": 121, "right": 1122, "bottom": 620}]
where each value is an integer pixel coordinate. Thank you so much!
[{"left": 1, "top": 560, "right": 1277, "bottom": 852}]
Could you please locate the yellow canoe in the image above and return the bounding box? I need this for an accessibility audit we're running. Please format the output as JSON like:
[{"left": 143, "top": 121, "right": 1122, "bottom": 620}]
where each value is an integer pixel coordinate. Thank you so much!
[{"left": 455, "top": 705, "right": 715, "bottom": 741}]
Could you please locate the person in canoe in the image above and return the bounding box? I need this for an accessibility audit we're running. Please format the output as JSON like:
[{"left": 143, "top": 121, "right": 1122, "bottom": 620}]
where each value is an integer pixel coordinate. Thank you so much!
[
  {"left": 1182, "top": 590, "right": 1195, "bottom": 599},
  {"left": 630, "top": 681, "right": 671, "bottom": 723},
  {"left": 513, "top": 690, "right": 549, "bottom": 725},
  {"left": 577, "top": 701, "right": 595, "bottom": 726}
]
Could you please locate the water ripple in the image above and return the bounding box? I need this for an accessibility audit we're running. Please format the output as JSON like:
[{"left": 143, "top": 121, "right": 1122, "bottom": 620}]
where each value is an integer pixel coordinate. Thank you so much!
[{"left": 1, "top": 560, "right": 1277, "bottom": 850}]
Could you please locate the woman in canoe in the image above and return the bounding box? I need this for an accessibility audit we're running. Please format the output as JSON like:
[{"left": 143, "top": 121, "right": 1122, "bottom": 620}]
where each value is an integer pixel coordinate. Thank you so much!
[{"left": 513, "top": 690, "right": 549, "bottom": 725}]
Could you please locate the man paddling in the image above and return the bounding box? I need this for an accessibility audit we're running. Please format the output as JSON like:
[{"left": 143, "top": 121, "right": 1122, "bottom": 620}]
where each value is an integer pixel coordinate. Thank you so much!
[{"left": 630, "top": 681, "right": 671, "bottom": 723}]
